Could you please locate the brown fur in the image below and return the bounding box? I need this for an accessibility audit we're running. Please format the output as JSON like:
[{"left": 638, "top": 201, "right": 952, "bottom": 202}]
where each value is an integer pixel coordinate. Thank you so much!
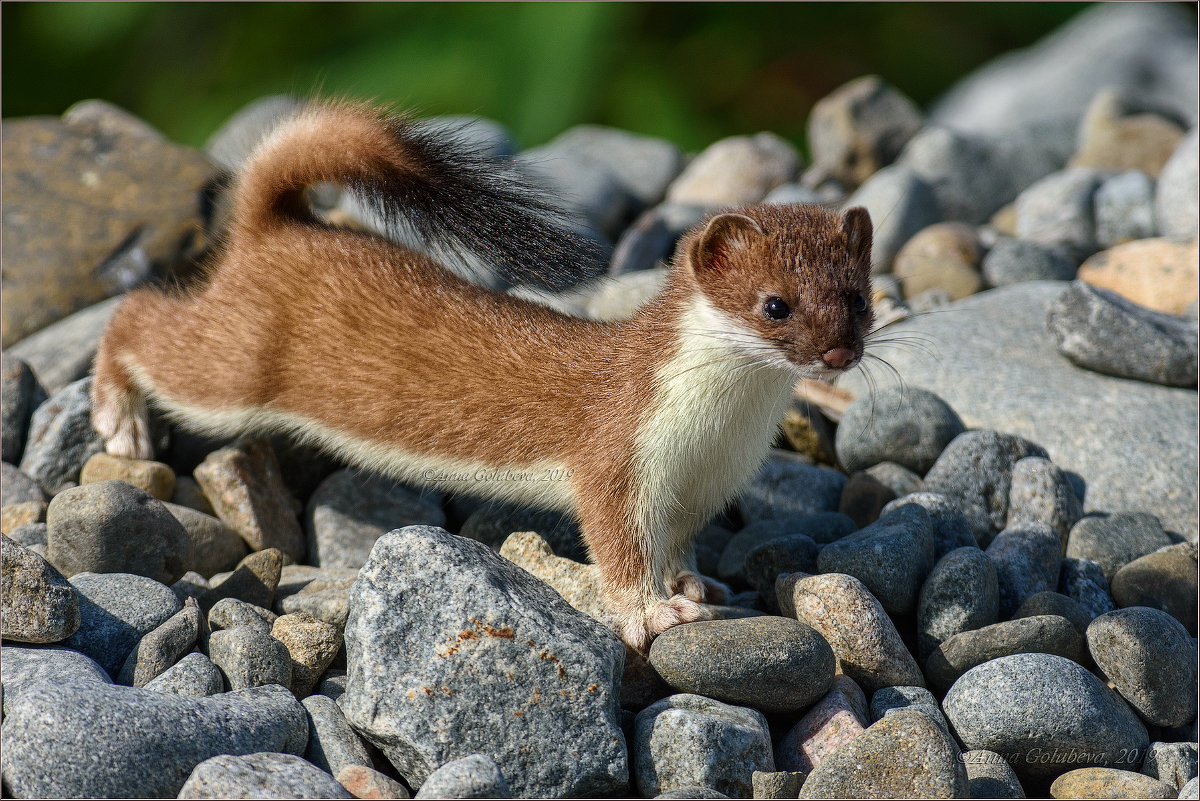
[{"left": 92, "top": 102, "right": 874, "bottom": 649}]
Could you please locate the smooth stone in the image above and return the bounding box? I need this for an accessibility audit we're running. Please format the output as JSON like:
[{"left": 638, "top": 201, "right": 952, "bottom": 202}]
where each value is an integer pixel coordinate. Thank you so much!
[
  {"left": 806, "top": 75, "right": 923, "bottom": 188},
  {"left": 963, "top": 749, "right": 1027, "bottom": 798},
  {"left": 633, "top": 693, "right": 774, "bottom": 798},
  {"left": 894, "top": 222, "right": 985, "bottom": 301},
  {"left": 986, "top": 521, "right": 1062, "bottom": 617},
  {"left": 775, "top": 675, "right": 868, "bottom": 773},
  {"left": 751, "top": 770, "right": 808, "bottom": 800},
  {"left": 1007, "top": 456, "right": 1084, "bottom": 546},
  {"left": 882, "top": 492, "right": 978, "bottom": 559},
  {"left": 608, "top": 203, "right": 710, "bottom": 276},
  {"left": 305, "top": 468, "right": 445, "bottom": 570},
  {"left": 207, "top": 626, "right": 292, "bottom": 692},
  {"left": 1095, "top": 170, "right": 1158, "bottom": 248},
  {"left": 835, "top": 386, "right": 966, "bottom": 476},
  {"left": 1183, "top": 777, "right": 1200, "bottom": 800},
  {"left": 545, "top": 124, "right": 684, "bottom": 211},
  {"left": 648, "top": 616, "right": 835, "bottom": 714},
  {"left": 200, "top": 547, "right": 284, "bottom": 611},
  {"left": 666, "top": 133, "right": 801, "bottom": 207},
  {"left": 916, "top": 546, "right": 999, "bottom": 660},
  {"left": 414, "top": 754, "right": 512, "bottom": 799},
  {"left": 1, "top": 533, "right": 80, "bottom": 642},
  {"left": 1067, "top": 513, "right": 1175, "bottom": 582},
  {"left": 926, "top": 614, "right": 1088, "bottom": 694},
  {"left": 302, "top": 693, "right": 373, "bottom": 777},
  {"left": 718, "top": 519, "right": 815, "bottom": 583},
  {"left": 0, "top": 681, "right": 307, "bottom": 798},
  {"left": 179, "top": 752, "right": 353, "bottom": 799},
  {"left": 654, "top": 787, "right": 730, "bottom": 799},
  {"left": 781, "top": 571, "right": 924, "bottom": 693},
  {"left": 62, "top": 571, "right": 182, "bottom": 677},
  {"left": 740, "top": 536, "right": 820, "bottom": 608},
  {"left": 1077, "top": 237, "right": 1200, "bottom": 316},
  {"left": 0, "top": 644, "right": 111, "bottom": 717},
  {"left": 339, "top": 526, "right": 627, "bottom": 798},
  {"left": 143, "top": 651, "right": 224, "bottom": 697},
  {"left": 737, "top": 451, "right": 847, "bottom": 524},
  {"left": 780, "top": 397, "right": 838, "bottom": 466},
  {"left": 837, "top": 282, "right": 1198, "bottom": 542},
  {"left": 209, "top": 597, "right": 277, "bottom": 634},
  {"left": 272, "top": 611, "right": 343, "bottom": 697},
  {"left": 837, "top": 471, "right": 896, "bottom": 529},
  {"left": 843, "top": 164, "right": 941, "bottom": 273},
  {"left": 982, "top": 237, "right": 1077, "bottom": 287},
  {"left": 1015, "top": 591, "right": 1095, "bottom": 634},
  {"left": 1110, "top": 544, "right": 1198, "bottom": 635},
  {"left": 18, "top": 377, "right": 106, "bottom": 495},
  {"left": 46, "top": 479, "right": 193, "bottom": 585},
  {"left": 1, "top": 355, "right": 44, "bottom": 464},
  {"left": 116, "top": 599, "right": 202, "bottom": 686},
  {"left": 799, "top": 711, "right": 968, "bottom": 799},
  {"left": 164, "top": 502, "right": 249, "bottom": 579},
  {"left": 943, "top": 653, "right": 1149, "bottom": 780},
  {"left": 1142, "top": 742, "right": 1199, "bottom": 791},
  {"left": 80, "top": 452, "right": 175, "bottom": 500},
  {"left": 1, "top": 462, "right": 45, "bottom": 506},
  {"left": 816, "top": 504, "right": 935, "bottom": 616},
  {"left": 1071, "top": 90, "right": 1186, "bottom": 177},
  {"left": 1157, "top": 128, "right": 1199, "bottom": 238},
  {"left": 1046, "top": 281, "right": 1198, "bottom": 387},
  {"left": 1050, "top": 767, "right": 1176, "bottom": 799},
  {"left": 1060, "top": 557, "right": 1119, "bottom": 619},
  {"left": 1087, "top": 607, "right": 1198, "bottom": 727},
  {"left": 193, "top": 438, "right": 305, "bottom": 560},
  {"left": 336, "top": 765, "right": 412, "bottom": 800},
  {"left": 171, "top": 475, "right": 215, "bottom": 516},
  {"left": 870, "top": 685, "right": 950, "bottom": 734},
  {"left": 6, "top": 297, "right": 122, "bottom": 395}
]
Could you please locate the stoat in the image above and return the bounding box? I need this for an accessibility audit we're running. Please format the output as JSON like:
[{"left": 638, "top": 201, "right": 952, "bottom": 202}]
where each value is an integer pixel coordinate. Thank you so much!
[{"left": 92, "top": 101, "right": 875, "bottom": 650}]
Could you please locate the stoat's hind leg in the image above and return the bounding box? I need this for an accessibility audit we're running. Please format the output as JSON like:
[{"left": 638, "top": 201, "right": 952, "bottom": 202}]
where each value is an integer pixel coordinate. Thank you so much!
[{"left": 91, "top": 291, "right": 161, "bottom": 459}]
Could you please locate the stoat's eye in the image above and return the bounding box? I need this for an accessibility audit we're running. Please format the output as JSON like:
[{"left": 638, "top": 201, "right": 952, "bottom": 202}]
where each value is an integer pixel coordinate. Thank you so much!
[
  {"left": 763, "top": 296, "right": 791, "bottom": 321},
  {"left": 852, "top": 293, "right": 868, "bottom": 315}
]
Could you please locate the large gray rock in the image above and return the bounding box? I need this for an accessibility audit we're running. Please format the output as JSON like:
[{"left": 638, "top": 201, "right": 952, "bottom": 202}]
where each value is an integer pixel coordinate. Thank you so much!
[
  {"left": 930, "top": 3, "right": 1198, "bottom": 135},
  {"left": 0, "top": 681, "right": 307, "bottom": 798},
  {"left": 943, "top": 653, "right": 1149, "bottom": 780},
  {"left": 62, "top": 571, "right": 182, "bottom": 677},
  {"left": 0, "top": 644, "right": 111, "bottom": 717},
  {"left": 340, "top": 526, "right": 628, "bottom": 798},
  {"left": 633, "top": 693, "right": 774, "bottom": 798},
  {"left": 841, "top": 282, "right": 1198, "bottom": 541}
]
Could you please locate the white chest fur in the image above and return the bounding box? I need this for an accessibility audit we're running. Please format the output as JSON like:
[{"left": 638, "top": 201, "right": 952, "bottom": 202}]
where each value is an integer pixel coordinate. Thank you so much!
[{"left": 631, "top": 297, "right": 796, "bottom": 548}]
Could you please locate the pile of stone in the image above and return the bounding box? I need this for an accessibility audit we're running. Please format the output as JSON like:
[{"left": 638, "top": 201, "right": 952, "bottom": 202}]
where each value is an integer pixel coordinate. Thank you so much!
[{"left": 2, "top": 3, "right": 1196, "bottom": 799}]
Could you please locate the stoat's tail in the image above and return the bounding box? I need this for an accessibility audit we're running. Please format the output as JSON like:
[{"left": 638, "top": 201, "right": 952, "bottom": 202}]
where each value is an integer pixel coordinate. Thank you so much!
[{"left": 232, "top": 99, "right": 595, "bottom": 278}]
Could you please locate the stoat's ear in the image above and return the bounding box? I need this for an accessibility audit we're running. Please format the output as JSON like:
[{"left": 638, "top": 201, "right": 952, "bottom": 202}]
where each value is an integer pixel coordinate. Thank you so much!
[
  {"left": 690, "top": 212, "right": 764, "bottom": 273},
  {"left": 840, "top": 206, "right": 873, "bottom": 264}
]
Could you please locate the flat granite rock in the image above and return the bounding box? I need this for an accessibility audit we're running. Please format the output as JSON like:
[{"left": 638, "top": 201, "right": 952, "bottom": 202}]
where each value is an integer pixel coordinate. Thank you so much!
[{"left": 841, "top": 281, "right": 1198, "bottom": 540}]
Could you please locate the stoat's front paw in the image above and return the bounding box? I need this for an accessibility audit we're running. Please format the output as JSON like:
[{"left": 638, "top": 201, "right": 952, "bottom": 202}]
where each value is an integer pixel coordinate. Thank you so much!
[{"left": 610, "top": 594, "right": 714, "bottom": 652}]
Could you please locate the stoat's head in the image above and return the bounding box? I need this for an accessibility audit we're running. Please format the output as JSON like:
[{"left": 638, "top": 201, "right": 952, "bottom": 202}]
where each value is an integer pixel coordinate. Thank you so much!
[{"left": 680, "top": 203, "right": 875, "bottom": 380}]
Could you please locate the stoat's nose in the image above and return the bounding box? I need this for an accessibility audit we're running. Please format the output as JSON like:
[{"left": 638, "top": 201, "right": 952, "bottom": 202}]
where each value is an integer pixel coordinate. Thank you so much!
[{"left": 822, "top": 347, "right": 855, "bottom": 369}]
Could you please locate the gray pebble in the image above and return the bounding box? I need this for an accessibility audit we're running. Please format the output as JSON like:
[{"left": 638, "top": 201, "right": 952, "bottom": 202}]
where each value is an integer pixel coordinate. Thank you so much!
[
  {"left": 882, "top": 491, "right": 979, "bottom": 559},
  {"left": 339, "top": 526, "right": 627, "bottom": 798},
  {"left": 923, "top": 430, "right": 1048, "bottom": 544},
  {"left": 740, "top": 535, "right": 819, "bottom": 608},
  {"left": 1142, "top": 742, "right": 1198, "bottom": 791},
  {"left": 1110, "top": 543, "right": 1198, "bottom": 635},
  {"left": 46, "top": 479, "right": 193, "bottom": 585},
  {"left": 752, "top": 770, "right": 808, "bottom": 799},
  {"left": 985, "top": 521, "right": 1062, "bottom": 617},
  {"left": 1006, "top": 456, "right": 1083, "bottom": 547},
  {"left": 1087, "top": 607, "right": 1198, "bottom": 727},
  {"left": 518, "top": 145, "right": 629, "bottom": 240},
  {"left": 317, "top": 670, "right": 347, "bottom": 702},
  {"left": 608, "top": 203, "right": 710, "bottom": 276},
  {"left": 415, "top": 754, "right": 512, "bottom": 799},
  {"left": 925, "top": 614, "right": 1087, "bottom": 694},
  {"left": 164, "top": 502, "right": 248, "bottom": 579},
  {"left": 63, "top": 571, "right": 182, "bottom": 677},
  {"left": 302, "top": 693, "right": 372, "bottom": 777},
  {"left": 943, "top": 653, "right": 1148, "bottom": 780},
  {"left": 414, "top": 114, "right": 518, "bottom": 160},
  {"left": 807, "top": 75, "right": 923, "bottom": 189},
  {"left": 2, "top": 461, "right": 46, "bottom": 506},
  {"left": 2, "top": 355, "right": 45, "bottom": 464},
  {"left": 835, "top": 386, "right": 966, "bottom": 476},
  {"left": 1095, "top": 170, "right": 1157, "bottom": 247},
  {"left": 1183, "top": 776, "right": 1200, "bottom": 800},
  {"left": 666, "top": 133, "right": 801, "bottom": 207},
  {"left": 204, "top": 94, "right": 303, "bottom": 170},
  {"left": 866, "top": 461, "right": 925, "bottom": 498},
  {"left": 7, "top": 297, "right": 124, "bottom": 395},
  {"left": 844, "top": 165, "right": 941, "bottom": 274},
  {"left": 1066, "top": 512, "right": 1175, "bottom": 582},
  {"left": 870, "top": 685, "right": 949, "bottom": 733},
  {"left": 763, "top": 183, "right": 824, "bottom": 205},
  {"left": 1, "top": 681, "right": 307, "bottom": 798},
  {"left": 117, "top": 598, "right": 202, "bottom": 686},
  {"left": 655, "top": 787, "right": 730, "bottom": 799},
  {"left": 1, "top": 533, "right": 79, "bottom": 643},
  {"left": 144, "top": 652, "right": 224, "bottom": 697},
  {"left": 0, "top": 644, "right": 111, "bottom": 717},
  {"left": 18, "top": 377, "right": 105, "bottom": 496},
  {"left": 738, "top": 451, "right": 847, "bottom": 524},
  {"left": 1014, "top": 591, "right": 1094, "bottom": 634},
  {"left": 209, "top": 597, "right": 278, "bottom": 634},
  {"left": 817, "top": 503, "right": 935, "bottom": 616},
  {"left": 718, "top": 519, "right": 830, "bottom": 583},
  {"left": 648, "top": 616, "right": 835, "bottom": 714},
  {"left": 962, "top": 750, "right": 1027, "bottom": 798},
  {"left": 545, "top": 124, "right": 685, "bottom": 212},
  {"left": 1015, "top": 167, "right": 1109, "bottom": 262},
  {"left": 1047, "top": 281, "right": 1198, "bottom": 387},
  {"left": 306, "top": 468, "right": 445, "bottom": 570},
  {"left": 917, "top": 546, "right": 999, "bottom": 660},
  {"left": 981, "top": 237, "right": 1076, "bottom": 287},
  {"left": 1156, "top": 127, "right": 1198, "bottom": 238},
  {"left": 179, "top": 752, "right": 352, "bottom": 799},
  {"left": 1059, "top": 557, "right": 1119, "bottom": 618},
  {"left": 207, "top": 626, "right": 292, "bottom": 692},
  {"left": 633, "top": 693, "right": 774, "bottom": 798}
]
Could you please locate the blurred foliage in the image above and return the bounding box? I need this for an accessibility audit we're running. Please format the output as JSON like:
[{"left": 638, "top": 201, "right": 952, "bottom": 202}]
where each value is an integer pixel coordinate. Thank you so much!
[{"left": 3, "top": 2, "right": 1094, "bottom": 153}]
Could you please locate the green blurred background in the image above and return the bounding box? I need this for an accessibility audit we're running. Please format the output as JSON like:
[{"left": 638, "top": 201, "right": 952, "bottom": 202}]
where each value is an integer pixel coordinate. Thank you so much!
[{"left": 3, "top": 2, "right": 1094, "bottom": 153}]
